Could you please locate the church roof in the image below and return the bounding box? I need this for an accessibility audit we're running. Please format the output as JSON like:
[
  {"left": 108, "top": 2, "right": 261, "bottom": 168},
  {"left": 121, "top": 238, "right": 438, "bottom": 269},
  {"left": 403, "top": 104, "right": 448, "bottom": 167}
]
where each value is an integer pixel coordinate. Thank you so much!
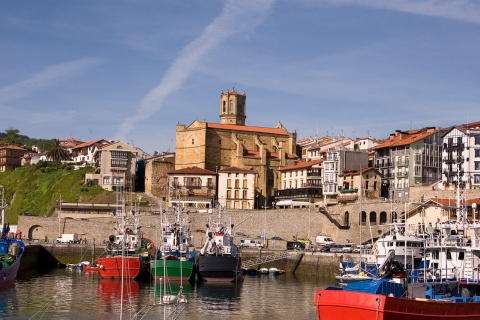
[{"left": 207, "top": 123, "right": 290, "bottom": 136}]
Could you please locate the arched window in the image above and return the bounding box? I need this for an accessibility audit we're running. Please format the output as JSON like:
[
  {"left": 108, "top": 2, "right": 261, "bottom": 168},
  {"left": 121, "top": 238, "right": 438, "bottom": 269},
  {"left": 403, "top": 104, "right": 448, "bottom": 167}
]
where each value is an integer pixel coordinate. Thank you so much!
[
  {"left": 370, "top": 211, "right": 377, "bottom": 225},
  {"left": 361, "top": 211, "right": 366, "bottom": 226},
  {"left": 267, "top": 169, "right": 274, "bottom": 188},
  {"left": 344, "top": 211, "right": 349, "bottom": 226},
  {"left": 222, "top": 101, "right": 226, "bottom": 113},
  {"left": 229, "top": 100, "right": 234, "bottom": 113},
  {"left": 380, "top": 211, "right": 387, "bottom": 225}
]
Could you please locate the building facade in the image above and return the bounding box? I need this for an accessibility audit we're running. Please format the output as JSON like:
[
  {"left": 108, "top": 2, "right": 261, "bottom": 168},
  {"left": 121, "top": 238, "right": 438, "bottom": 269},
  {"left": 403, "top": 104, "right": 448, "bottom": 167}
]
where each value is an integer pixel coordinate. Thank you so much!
[
  {"left": 84, "top": 141, "right": 138, "bottom": 192},
  {"left": 174, "top": 88, "right": 298, "bottom": 207},
  {"left": 275, "top": 159, "right": 323, "bottom": 208},
  {"left": 373, "top": 128, "right": 443, "bottom": 202},
  {"left": 441, "top": 123, "right": 480, "bottom": 190},
  {"left": 167, "top": 166, "right": 216, "bottom": 208},
  {"left": 218, "top": 166, "right": 257, "bottom": 210},
  {"left": 0, "top": 145, "right": 26, "bottom": 172}
]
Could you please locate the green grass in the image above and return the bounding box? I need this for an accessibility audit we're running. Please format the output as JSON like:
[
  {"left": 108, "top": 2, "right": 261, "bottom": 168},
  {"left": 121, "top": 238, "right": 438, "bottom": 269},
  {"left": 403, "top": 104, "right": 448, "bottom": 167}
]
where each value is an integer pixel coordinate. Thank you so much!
[{"left": 0, "top": 162, "right": 115, "bottom": 223}]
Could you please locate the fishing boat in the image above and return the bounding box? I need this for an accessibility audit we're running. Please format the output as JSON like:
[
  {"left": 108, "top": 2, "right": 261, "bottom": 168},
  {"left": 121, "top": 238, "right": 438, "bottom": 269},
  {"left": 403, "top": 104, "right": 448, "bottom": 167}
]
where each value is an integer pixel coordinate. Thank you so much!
[
  {"left": 314, "top": 275, "right": 480, "bottom": 320},
  {"left": 197, "top": 207, "right": 243, "bottom": 282},
  {"left": 150, "top": 208, "right": 196, "bottom": 282},
  {"left": 0, "top": 186, "right": 25, "bottom": 288},
  {"left": 98, "top": 198, "right": 153, "bottom": 280}
]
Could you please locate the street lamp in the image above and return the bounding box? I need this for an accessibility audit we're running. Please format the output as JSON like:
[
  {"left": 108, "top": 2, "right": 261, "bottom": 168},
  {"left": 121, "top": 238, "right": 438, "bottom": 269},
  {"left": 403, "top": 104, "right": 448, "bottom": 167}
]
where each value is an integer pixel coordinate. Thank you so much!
[
  {"left": 58, "top": 194, "right": 63, "bottom": 236},
  {"left": 263, "top": 198, "right": 267, "bottom": 246}
]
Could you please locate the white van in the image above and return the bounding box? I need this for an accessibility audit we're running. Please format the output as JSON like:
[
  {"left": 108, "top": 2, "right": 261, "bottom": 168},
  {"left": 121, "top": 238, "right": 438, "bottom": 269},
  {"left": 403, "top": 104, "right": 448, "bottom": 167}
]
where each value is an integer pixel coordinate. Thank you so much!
[
  {"left": 315, "top": 236, "right": 335, "bottom": 246},
  {"left": 240, "top": 239, "right": 264, "bottom": 248}
]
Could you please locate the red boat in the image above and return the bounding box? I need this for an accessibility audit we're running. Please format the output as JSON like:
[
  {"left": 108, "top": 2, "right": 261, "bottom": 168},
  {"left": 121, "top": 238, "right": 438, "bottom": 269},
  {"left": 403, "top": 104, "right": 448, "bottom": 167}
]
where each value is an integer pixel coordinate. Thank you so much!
[
  {"left": 314, "top": 278, "right": 480, "bottom": 320},
  {"left": 97, "top": 200, "right": 153, "bottom": 280},
  {"left": 98, "top": 256, "right": 141, "bottom": 279}
]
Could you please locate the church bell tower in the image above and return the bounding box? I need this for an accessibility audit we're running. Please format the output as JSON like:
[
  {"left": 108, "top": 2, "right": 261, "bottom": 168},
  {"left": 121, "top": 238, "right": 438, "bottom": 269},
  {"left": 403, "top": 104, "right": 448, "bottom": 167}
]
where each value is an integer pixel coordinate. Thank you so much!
[{"left": 219, "top": 88, "right": 246, "bottom": 125}]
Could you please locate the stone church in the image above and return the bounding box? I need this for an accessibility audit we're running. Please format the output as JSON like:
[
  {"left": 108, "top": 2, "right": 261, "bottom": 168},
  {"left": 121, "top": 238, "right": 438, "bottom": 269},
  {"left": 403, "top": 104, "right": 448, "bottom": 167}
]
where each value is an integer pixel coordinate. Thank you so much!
[{"left": 174, "top": 88, "right": 298, "bottom": 207}]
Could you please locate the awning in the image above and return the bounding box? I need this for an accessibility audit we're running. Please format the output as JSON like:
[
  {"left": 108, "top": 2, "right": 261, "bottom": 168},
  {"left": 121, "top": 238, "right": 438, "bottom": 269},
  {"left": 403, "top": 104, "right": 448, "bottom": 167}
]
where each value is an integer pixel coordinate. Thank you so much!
[{"left": 274, "top": 200, "right": 312, "bottom": 207}]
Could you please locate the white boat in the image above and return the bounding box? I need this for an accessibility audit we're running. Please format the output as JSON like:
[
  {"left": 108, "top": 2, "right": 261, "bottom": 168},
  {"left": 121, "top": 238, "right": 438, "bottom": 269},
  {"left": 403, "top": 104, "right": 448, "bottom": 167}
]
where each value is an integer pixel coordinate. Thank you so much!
[
  {"left": 268, "top": 267, "right": 284, "bottom": 275},
  {"left": 258, "top": 268, "right": 269, "bottom": 274}
]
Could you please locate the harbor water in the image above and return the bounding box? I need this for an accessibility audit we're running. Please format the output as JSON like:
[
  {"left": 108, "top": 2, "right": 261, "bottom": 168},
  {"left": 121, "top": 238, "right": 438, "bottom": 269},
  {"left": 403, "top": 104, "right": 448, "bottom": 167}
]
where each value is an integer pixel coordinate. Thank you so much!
[{"left": 1, "top": 268, "right": 336, "bottom": 320}]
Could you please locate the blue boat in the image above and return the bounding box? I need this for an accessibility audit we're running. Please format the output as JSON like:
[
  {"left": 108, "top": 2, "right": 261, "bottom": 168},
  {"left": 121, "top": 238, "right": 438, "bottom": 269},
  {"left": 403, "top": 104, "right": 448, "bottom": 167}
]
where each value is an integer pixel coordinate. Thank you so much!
[{"left": 0, "top": 186, "right": 25, "bottom": 288}]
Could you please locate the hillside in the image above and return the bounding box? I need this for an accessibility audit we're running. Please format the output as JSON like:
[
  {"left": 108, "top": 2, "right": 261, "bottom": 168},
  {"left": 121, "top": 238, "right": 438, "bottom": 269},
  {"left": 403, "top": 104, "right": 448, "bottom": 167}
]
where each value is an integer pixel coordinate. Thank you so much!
[{"left": 0, "top": 162, "right": 117, "bottom": 224}]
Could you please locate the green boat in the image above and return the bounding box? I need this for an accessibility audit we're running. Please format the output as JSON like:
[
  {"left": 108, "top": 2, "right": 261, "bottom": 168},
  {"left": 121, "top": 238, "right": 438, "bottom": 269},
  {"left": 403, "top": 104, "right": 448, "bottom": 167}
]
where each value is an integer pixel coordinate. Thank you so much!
[
  {"left": 150, "top": 257, "right": 194, "bottom": 282},
  {"left": 150, "top": 208, "right": 196, "bottom": 282}
]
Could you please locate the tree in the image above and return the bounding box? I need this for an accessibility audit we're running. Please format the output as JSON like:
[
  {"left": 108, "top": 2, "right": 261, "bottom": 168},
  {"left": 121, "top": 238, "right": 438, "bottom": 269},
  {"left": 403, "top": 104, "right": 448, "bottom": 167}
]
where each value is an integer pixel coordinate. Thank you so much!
[
  {"left": 0, "top": 127, "right": 22, "bottom": 146},
  {"left": 44, "top": 139, "right": 69, "bottom": 169}
]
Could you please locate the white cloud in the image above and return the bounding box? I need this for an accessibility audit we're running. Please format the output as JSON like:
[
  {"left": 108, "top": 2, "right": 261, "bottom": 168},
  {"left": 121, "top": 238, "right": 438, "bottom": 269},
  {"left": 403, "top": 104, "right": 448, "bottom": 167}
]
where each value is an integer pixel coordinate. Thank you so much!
[
  {"left": 0, "top": 58, "right": 101, "bottom": 102},
  {"left": 328, "top": 0, "right": 480, "bottom": 24},
  {"left": 115, "top": 0, "right": 276, "bottom": 140}
]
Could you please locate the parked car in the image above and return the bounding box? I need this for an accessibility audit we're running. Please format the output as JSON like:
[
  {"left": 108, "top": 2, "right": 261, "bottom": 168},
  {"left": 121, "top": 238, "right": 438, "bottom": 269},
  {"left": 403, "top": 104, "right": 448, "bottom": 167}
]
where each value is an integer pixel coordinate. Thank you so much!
[
  {"left": 240, "top": 239, "right": 264, "bottom": 248},
  {"left": 315, "top": 235, "right": 335, "bottom": 246},
  {"left": 319, "top": 245, "right": 333, "bottom": 252},
  {"left": 329, "top": 245, "right": 343, "bottom": 253},
  {"left": 286, "top": 241, "right": 305, "bottom": 251},
  {"left": 297, "top": 238, "right": 311, "bottom": 248},
  {"left": 271, "top": 236, "right": 283, "bottom": 240},
  {"left": 234, "top": 232, "right": 247, "bottom": 237},
  {"left": 342, "top": 244, "right": 355, "bottom": 253}
]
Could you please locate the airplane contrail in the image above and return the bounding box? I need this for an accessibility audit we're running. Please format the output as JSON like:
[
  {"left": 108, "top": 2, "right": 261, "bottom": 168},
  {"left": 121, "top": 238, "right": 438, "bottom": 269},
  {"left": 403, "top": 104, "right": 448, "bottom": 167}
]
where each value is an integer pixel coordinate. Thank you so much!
[{"left": 115, "top": 0, "right": 275, "bottom": 140}]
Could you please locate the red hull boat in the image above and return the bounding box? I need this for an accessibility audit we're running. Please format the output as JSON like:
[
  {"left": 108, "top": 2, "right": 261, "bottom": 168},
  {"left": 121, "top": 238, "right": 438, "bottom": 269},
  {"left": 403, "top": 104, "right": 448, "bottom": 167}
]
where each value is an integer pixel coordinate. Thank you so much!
[
  {"left": 98, "top": 256, "right": 140, "bottom": 279},
  {"left": 314, "top": 289, "right": 480, "bottom": 320}
]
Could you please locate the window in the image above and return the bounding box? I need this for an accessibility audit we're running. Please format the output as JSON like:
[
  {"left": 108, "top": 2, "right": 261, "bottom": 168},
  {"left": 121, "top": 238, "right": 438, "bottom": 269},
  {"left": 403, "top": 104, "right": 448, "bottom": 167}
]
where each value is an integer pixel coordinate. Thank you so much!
[
  {"left": 369, "top": 212, "right": 377, "bottom": 225},
  {"left": 475, "top": 136, "right": 480, "bottom": 145},
  {"left": 475, "top": 161, "right": 480, "bottom": 170},
  {"left": 235, "top": 179, "right": 240, "bottom": 188},
  {"left": 227, "top": 179, "right": 231, "bottom": 188},
  {"left": 243, "top": 190, "right": 247, "bottom": 199},
  {"left": 191, "top": 138, "right": 194, "bottom": 145},
  {"left": 474, "top": 175, "right": 480, "bottom": 184},
  {"left": 243, "top": 180, "right": 247, "bottom": 188},
  {"left": 113, "top": 177, "right": 124, "bottom": 185},
  {"left": 476, "top": 149, "right": 480, "bottom": 157},
  {"left": 227, "top": 190, "right": 231, "bottom": 199},
  {"left": 103, "top": 177, "right": 110, "bottom": 185},
  {"left": 229, "top": 100, "right": 234, "bottom": 113},
  {"left": 267, "top": 169, "right": 274, "bottom": 188},
  {"left": 234, "top": 190, "right": 239, "bottom": 199},
  {"left": 380, "top": 212, "right": 387, "bottom": 225}
]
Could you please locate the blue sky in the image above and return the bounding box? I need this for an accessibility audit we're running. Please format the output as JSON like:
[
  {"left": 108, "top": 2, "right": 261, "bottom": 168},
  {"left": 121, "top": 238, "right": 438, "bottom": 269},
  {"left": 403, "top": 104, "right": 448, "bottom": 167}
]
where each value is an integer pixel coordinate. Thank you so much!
[{"left": 1, "top": 0, "right": 479, "bottom": 155}]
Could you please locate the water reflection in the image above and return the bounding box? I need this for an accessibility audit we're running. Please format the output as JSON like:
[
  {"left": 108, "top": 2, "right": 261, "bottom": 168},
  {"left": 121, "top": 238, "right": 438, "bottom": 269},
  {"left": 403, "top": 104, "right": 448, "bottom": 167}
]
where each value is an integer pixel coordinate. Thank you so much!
[
  {"left": 5, "top": 268, "right": 333, "bottom": 319},
  {"left": 194, "top": 282, "right": 242, "bottom": 315}
]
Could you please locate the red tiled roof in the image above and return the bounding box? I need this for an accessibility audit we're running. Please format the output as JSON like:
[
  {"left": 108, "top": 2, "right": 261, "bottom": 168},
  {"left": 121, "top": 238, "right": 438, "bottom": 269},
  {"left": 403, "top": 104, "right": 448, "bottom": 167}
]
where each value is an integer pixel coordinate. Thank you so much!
[
  {"left": 371, "top": 128, "right": 440, "bottom": 150},
  {"left": 279, "top": 159, "right": 323, "bottom": 171},
  {"left": 169, "top": 166, "right": 217, "bottom": 175},
  {"left": 0, "top": 145, "right": 26, "bottom": 151},
  {"left": 219, "top": 166, "right": 257, "bottom": 174},
  {"left": 207, "top": 123, "right": 289, "bottom": 136},
  {"left": 72, "top": 139, "right": 107, "bottom": 149},
  {"left": 431, "top": 197, "right": 480, "bottom": 207}
]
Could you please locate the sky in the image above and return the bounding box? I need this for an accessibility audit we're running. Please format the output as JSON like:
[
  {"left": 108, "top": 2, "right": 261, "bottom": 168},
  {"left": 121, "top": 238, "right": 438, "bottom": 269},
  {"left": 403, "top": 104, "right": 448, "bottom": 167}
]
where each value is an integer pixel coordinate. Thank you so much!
[{"left": 1, "top": 0, "right": 479, "bottom": 155}]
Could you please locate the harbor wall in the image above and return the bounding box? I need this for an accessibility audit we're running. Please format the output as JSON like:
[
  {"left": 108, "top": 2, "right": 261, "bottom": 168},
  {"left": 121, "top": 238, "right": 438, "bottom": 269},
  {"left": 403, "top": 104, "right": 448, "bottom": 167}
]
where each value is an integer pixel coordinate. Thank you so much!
[{"left": 18, "top": 200, "right": 405, "bottom": 248}]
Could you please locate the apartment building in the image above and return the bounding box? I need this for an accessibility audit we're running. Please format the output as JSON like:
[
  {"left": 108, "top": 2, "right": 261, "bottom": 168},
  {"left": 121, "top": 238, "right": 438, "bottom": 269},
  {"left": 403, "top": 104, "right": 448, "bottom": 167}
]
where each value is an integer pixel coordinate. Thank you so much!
[
  {"left": 372, "top": 128, "right": 442, "bottom": 202},
  {"left": 441, "top": 122, "right": 480, "bottom": 189},
  {"left": 275, "top": 159, "right": 323, "bottom": 207},
  {"left": 84, "top": 141, "right": 138, "bottom": 192}
]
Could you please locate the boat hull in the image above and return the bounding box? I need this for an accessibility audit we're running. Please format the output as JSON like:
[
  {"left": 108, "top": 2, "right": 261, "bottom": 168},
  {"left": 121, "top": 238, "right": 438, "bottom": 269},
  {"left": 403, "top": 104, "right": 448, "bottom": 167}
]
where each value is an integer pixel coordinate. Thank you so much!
[
  {"left": 98, "top": 256, "right": 141, "bottom": 279},
  {"left": 314, "top": 289, "right": 480, "bottom": 320},
  {"left": 0, "top": 240, "right": 24, "bottom": 288},
  {"left": 150, "top": 259, "right": 194, "bottom": 282},
  {"left": 197, "top": 255, "right": 243, "bottom": 282}
]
